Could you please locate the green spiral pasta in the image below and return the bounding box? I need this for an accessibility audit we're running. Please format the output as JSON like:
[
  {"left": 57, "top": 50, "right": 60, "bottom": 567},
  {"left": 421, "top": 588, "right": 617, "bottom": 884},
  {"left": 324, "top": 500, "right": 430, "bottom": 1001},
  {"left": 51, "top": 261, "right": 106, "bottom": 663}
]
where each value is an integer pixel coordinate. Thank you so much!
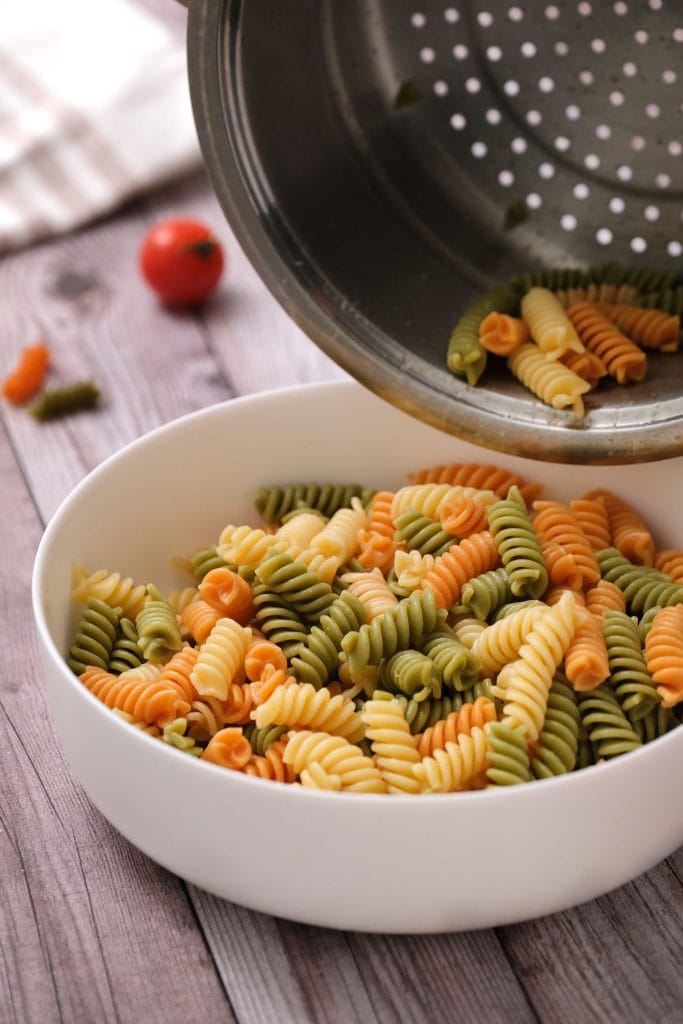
[
  {"left": 577, "top": 684, "right": 642, "bottom": 759},
  {"left": 135, "top": 585, "right": 183, "bottom": 663},
  {"left": 487, "top": 485, "right": 548, "bottom": 599},
  {"left": 251, "top": 582, "right": 309, "bottom": 656},
  {"left": 163, "top": 718, "right": 203, "bottom": 757},
  {"left": 602, "top": 609, "right": 660, "bottom": 722},
  {"left": 494, "top": 599, "right": 545, "bottom": 620},
  {"left": 393, "top": 507, "right": 458, "bottom": 557},
  {"left": 530, "top": 679, "right": 580, "bottom": 779},
  {"left": 255, "top": 550, "right": 336, "bottom": 622},
  {"left": 255, "top": 483, "right": 373, "bottom": 523},
  {"left": 189, "top": 546, "right": 229, "bottom": 581},
  {"left": 289, "top": 591, "right": 367, "bottom": 689},
  {"left": 638, "top": 605, "right": 662, "bottom": 644},
  {"left": 597, "top": 548, "right": 683, "bottom": 615},
  {"left": 243, "top": 723, "right": 289, "bottom": 755},
  {"left": 509, "top": 267, "right": 589, "bottom": 294},
  {"left": 377, "top": 649, "right": 442, "bottom": 702},
  {"left": 340, "top": 588, "right": 447, "bottom": 684},
  {"left": 418, "top": 626, "right": 481, "bottom": 692},
  {"left": 636, "top": 286, "right": 683, "bottom": 316},
  {"left": 632, "top": 704, "right": 678, "bottom": 744},
  {"left": 31, "top": 380, "right": 100, "bottom": 421},
  {"left": 108, "top": 617, "right": 145, "bottom": 675},
  {"left": 446, "top": 284, "right": 519, "bottom": 386},
  {"left": 67, "top": 597, "right": 122, "bottom": 675},
  {"left": 459, "top": 567, "right": 513, "bottom": 621},
  {"left": 485, "top": 722, "right": 531, "bottom": 786},
  {"left": 386, "top": 569, "right": 411, "bottom": 599}
]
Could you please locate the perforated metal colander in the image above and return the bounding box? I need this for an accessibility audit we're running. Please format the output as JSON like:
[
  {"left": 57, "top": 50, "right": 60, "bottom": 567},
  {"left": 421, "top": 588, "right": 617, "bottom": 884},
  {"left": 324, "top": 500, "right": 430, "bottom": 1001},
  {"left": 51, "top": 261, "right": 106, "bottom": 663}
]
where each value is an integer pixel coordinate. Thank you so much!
[{"left": 187, "top": 0, "right": 683, "bottom": 463}]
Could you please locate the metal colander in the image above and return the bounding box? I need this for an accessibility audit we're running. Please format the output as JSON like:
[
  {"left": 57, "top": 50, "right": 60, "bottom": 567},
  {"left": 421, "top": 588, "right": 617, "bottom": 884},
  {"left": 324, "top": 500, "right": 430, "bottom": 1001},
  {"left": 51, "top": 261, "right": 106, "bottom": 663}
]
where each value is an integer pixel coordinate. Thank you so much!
[{"left": 187, "top": 0, "right": 683, "bottom": 463}]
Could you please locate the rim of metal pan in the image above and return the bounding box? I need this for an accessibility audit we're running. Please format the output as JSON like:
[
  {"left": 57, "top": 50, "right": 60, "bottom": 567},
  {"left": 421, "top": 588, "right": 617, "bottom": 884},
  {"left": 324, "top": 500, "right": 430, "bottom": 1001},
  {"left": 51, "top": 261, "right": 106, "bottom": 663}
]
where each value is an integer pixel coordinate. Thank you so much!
[{"left": 186, "top": 0, "right": 683, "bottom": 465}]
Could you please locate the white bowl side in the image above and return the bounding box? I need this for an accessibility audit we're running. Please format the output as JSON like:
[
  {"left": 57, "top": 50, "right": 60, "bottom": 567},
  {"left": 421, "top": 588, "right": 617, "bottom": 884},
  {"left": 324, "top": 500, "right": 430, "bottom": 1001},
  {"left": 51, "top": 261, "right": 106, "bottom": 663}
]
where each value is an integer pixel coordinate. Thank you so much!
[{"left": 33, "top": 380, "right": 683, "bottom": 933}]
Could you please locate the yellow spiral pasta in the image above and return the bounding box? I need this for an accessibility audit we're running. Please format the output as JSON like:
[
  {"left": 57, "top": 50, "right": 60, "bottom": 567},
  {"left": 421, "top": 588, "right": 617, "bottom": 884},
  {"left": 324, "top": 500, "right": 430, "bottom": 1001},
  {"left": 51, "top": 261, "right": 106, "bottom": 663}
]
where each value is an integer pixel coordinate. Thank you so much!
[
  {"left": 70, "top": 565, "right": 147, "bottom": 620},
  {"left": 412, "top": 727, "right": 489, "bottom": 793},
  {"left": 167, "top": 587, "right": 200, "bottom": 616},
  {"left": 217, "top": 525, "right": 285, "bottom": 569},
  {"left": 253, "top": 682, "right": 364, "bottom": 742},
  {"left": 450, "top": 615, "right": 487, "bottom": 649},
  {"left": 310, "top": 498, "right": 367, "bottom": 562},
  {"left": 118, "top": 662, "right": 164, "bottom": 684},
  {"left": 298, "top": 762, "right": 343, "bottom": 791},
  {"left": 566, "top": 302, "right": 647, "bottom": 384},
  {"left": 186, "top": 696, "right": 230, "bottom": 740},
  {"left": 408, "top": 463, "right": 542, "bottom": 506},
  {"left": 340, "top": 568, "right": 398, "bottom": 620},
  {"left": 601, "top": 303, "right": 680, "bottom": 352},
  {"left": 499, "top": 592, "right": 583, "bottom": 741},
  {"left": 190, "top": 618, "right": 252, "bottom": 700},
  {"left": 391, "top": 483, "right": 497, "bottom": 521},
  {"left": 508, "top": 344, "right": 591, "bottom": 416},
  {"left": 472, "top": 603, "right": 546, "bottom": 677},
  {"left": 284, "top": 731, "right": 387, "bottom": 793},
  {"left": 393, "top": 549, "right": 436, "bottom": 591},
  {"left": 361, "top": 696, "right": 422, "bottom": 794},
  {"left": 274, "top": 541, "right": 341, "bottom": 584},
  {"left": 274, "top": 511, "right": 326, "bottom": 549},
  {"left": 521, "top": 287, "right": 585, "bottom": 360}
]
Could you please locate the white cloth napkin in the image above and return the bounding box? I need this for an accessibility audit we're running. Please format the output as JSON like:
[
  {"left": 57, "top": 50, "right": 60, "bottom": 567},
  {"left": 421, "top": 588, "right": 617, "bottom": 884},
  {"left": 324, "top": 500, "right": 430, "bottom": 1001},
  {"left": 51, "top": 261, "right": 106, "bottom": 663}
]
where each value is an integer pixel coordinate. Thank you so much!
[{"left": 0, "top": 0, "right": 202, "bottom": 253}]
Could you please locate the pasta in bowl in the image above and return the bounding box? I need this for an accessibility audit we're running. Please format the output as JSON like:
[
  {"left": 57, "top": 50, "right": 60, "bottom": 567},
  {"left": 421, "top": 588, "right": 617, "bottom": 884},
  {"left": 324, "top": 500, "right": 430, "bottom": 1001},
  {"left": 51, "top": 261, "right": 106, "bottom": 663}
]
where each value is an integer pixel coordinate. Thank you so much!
[{"left": 32, "top": 380, "right": 683, "bottom": 933}]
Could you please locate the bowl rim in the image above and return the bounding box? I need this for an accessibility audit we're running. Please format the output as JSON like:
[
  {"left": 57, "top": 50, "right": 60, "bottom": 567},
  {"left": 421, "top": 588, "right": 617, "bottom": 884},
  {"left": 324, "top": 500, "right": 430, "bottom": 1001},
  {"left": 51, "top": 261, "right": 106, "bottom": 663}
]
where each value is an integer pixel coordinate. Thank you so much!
[{"left": 32, "top": 379, "right": 683, "bottom": 805}]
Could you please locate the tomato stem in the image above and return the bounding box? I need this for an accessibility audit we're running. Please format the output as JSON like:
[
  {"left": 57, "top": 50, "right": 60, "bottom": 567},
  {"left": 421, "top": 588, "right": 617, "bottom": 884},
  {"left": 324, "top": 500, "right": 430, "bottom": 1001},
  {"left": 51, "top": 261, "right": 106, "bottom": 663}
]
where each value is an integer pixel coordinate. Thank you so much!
[{"left": 181, "top": 238, "right": 218, "bottom": 259}]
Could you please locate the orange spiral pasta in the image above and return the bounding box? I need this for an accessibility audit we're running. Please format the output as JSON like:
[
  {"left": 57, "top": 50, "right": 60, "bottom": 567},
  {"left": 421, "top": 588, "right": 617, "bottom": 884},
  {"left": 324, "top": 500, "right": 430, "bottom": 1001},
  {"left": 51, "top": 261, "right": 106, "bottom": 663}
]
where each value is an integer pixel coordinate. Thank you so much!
[
  {"left": 601, "top": 304, "right": 680, "bottom": 352},
  {"left": 80, "top": 666, "right": 190, "bottom": 726},
  {"left": 157, "top": 646, "right": 200, "bottom": 702},
  {"left": 418, "top": 531, "right": 500, "bottom": 609},
  {"left": 366, "top": 491, "right": 396, "bottom": 538},
  {"left": 585, "top": 580, "right": 626, "bottom": 618},
  {"left": 356, "top": 530, "right": 398, "bottom": 574},
  {"left": 533, "top": 500, "right": 601, "bottom": 587},
  {"left": 544, "top": 585, "right": 586, "bottom": 607},
  {"left": 222, "top": 682, "right": 254, "bottom": 724},
  {"left": 561, "top": 348, "right": 607, "bottom": 388},
  {"left": 340, "top": 567, "right": 397, "bottom": 620},
  {"left": 199, "top": 567, "right": 255, "bottom": 624},
  {"left": 244, "top": 637, "right": 288, "bottom": 682},
  {"left": 201, "top": 727, "right": 252, "bottom": 769},
  {"left": 415, "top": 697, "right": 497, "bottom": 757},
  {"left": 540, "top": 539, "right": 582, "bottom": 591},
  {"left": 2, "top": 340, "right": 50, "bottom": 404},
  {"left": 439, "top": 497, "right": 489, "bottom": 538},
  {"left": 563, "top": 610, "right": 610, "bottom": 692},
  {"left": 408, "top": 463, "right": 542, "bottom": 506},
  {"left": 654, "top": 549, "right": 683, "bottom": 583},
  {"left": 569, "top": 498, "right": 610, "bottom": 553},
  {"left": 180, "top": 600, "right": 221, "bottom": 644},
  {"left": 644, "top": 605, "right": 683, "bottom": 707},
  {"left": 250, "top": 666, "right": 294, "bottom": 705},
  {"left": 566, "top": 302, "right": 646, "bottom": 384},
  {"left": 585, "top": 489, "right": 656, "bottom": 566},
  {"left": 243, "top": 738, "right": 296, "bottom": 782},
  {"left": 479, "top": 312, "right": 530, "bottom": 356}
]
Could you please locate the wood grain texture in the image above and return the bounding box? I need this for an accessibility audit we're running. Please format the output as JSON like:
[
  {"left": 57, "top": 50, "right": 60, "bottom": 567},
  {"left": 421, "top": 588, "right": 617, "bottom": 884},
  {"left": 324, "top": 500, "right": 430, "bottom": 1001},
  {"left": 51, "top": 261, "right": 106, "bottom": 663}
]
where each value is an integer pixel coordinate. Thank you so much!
[{"left": 0, "top": 419, "right": 233, "bottom": 1024}]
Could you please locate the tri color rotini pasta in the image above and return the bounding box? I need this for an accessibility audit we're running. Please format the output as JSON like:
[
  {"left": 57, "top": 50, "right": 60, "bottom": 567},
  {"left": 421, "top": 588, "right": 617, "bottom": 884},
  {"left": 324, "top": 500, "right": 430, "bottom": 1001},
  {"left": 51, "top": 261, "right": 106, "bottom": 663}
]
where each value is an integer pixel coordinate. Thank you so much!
[
  {"left": 65, "top": 461, "right": 683, "bottom": 793},
  {"left": 445, "top": 262, "right": 682, "bottom": 417}
]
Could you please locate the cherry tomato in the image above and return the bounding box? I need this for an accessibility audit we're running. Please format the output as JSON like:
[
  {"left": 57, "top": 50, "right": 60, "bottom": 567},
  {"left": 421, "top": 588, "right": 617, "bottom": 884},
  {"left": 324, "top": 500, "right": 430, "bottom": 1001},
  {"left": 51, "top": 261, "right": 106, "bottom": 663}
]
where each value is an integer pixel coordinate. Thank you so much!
[{"left": 139, "top": 218, "right": 224, "bottom": 305}]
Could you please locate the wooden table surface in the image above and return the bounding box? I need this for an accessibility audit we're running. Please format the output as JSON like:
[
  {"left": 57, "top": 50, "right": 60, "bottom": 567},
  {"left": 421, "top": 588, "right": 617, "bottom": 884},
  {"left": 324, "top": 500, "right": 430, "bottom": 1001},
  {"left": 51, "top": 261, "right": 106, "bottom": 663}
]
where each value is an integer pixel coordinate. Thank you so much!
[{"left": 3, "top": 62, "right": 683, "bottom": 1024}]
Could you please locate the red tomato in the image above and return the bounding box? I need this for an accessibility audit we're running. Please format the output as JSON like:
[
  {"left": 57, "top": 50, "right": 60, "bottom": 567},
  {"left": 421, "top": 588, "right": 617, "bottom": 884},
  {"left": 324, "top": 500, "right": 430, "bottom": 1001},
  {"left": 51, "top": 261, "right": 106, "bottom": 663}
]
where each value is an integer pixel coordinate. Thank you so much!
[{"left": 139, "top": 218, "right": 224, "bottom": 305}]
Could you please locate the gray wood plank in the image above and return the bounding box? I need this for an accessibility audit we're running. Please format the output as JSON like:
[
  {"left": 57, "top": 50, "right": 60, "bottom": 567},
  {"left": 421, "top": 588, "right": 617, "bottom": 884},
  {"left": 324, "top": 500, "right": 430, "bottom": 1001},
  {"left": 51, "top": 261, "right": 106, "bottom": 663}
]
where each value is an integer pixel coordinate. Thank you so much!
[
  {"left": 499, "top": 858, "right": 683, "bottom": 1024},
  {"left": 0, "top": 420, "right": 234, "bottom": 1024},
  {"left": 191, "top": 894, "right": 540, "bottom": 1024}
]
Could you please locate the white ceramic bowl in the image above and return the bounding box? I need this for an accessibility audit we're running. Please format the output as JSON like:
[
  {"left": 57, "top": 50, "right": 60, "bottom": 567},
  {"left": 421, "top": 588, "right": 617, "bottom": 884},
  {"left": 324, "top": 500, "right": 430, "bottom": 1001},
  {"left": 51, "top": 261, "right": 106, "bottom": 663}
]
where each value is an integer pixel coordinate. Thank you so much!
[{"left": 33, "top": 380, "right": 683, "bottom": 933}]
